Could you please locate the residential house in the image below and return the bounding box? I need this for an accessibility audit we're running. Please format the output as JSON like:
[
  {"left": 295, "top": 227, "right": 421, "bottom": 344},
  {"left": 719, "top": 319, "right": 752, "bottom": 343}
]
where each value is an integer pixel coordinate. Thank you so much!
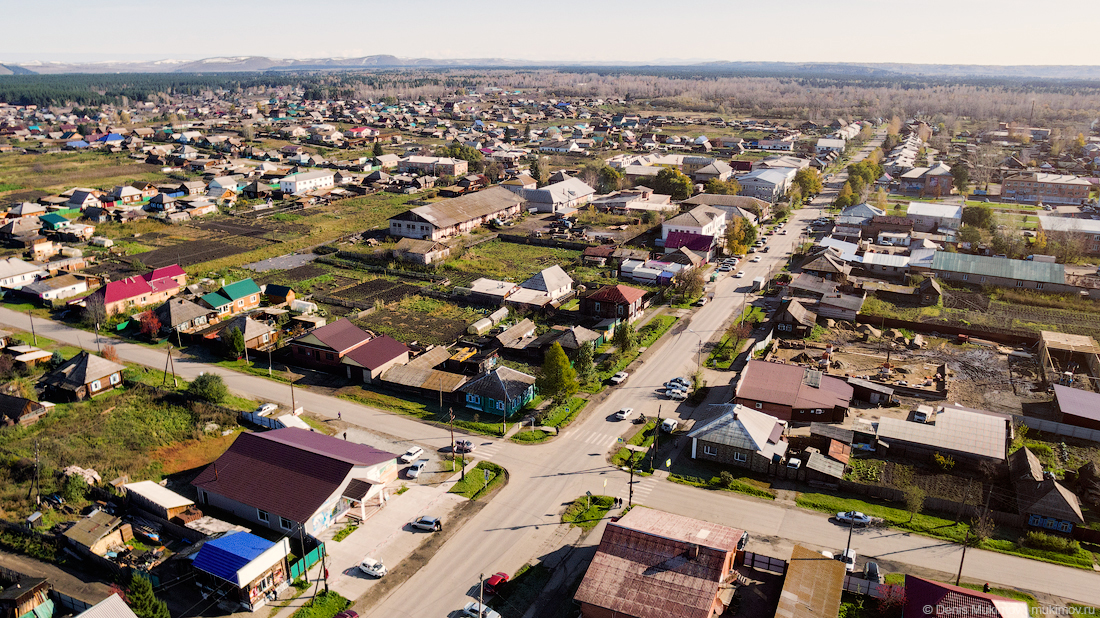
[
  {"left": 904, "top": 575, "right": 1029, "bottom": 618},
  {"left": 516, "top": 265, "right": 574, "bottom": 302},
  {"left": 8, "top": 202, "right": 46, "bottom": 219},
  {"left": 67, "top": 190, "right": 101, "bottom": 210},
  {"left": 580, "top": 284, "right": 647, "bottom": 322},
  {"left": 290, "top": 318, "right": 374, "bottom": 369},
  {"left": 1037, "top": 216, "right": 1100, "bottom": 257},
  {"left": 218, "top": 315, "right": 275, "bottom": 351},
  {"left": 800, "top": 246, "right": 851, "bottom": 282},
  {"left": 387, "top": 186, "right": 525, "bottom": 240},
  {"left": 574, "top": 508, "right": 747, "bottom": 618},
  {"left": 930, "top": 252, "right": 1070, "bottom": 293},
  {"left": 906, "top": 202, "right": 962, "bottom": 232},
  {"left": 155, "top": 297, "right": 211, "bottom": 333},
  {"left": 62, "top": 510, "right": 130, "bottom": 556},
  {"left": 192, "top": 428, "right": 399, "bottom": 535},
  {"left": 263, "top": 284, "right": 296, "bottom": 305},
  {"left": 87, "top": 264, "right": 187, "bottom": 315},
  {"left": 465, "top": 278, "right": 519, "bottom": 305},
  {"left": 692, "top": 160, "right": 734, "bottom": 183},
  {"left": 687, "top": 404, "right": 789, "bottom": 471},
  {"left": 680, "top": 194, "right": 766, "bottom": 226},
  {"left": 1002, "top": 173, "right": 1091, "bottom": 205},
  {"left": 1008, "top": 446, "right": 1085, "bottom": 534},
  {"left": 147, "top": 193, "right": 177, "bottom": 212},
  {"left": 506, "top": 176, "right": 595, "bottom": 214},
  {"left": 20, "top": 274, "right": 87, "bottom": 302},
  {"left": 1053, "top": 384, "right": 1100, "bottom": 431},
  {"left": 860, "top": 251, "right": 910, "bottom": 278},
  {"left": 39, "top": 351, "right": 126, "bottom": 400},
  {"left": 74, "top": 595, "right": 140, "bottom": 618},
  {"left": 815, "top": 138, "right": 847, "bottom": 153},
  {"left": 192, "top": 532, "right": 291, "bottom": 612},
  {"left": 733, "top": 360, "right": 853, "bottom": 423},
  {"left": 390, "top": 237, "right": 451, "bottom": 265},
  {"left": 774, "top": 546, "right": 847, "bottom": 618},
  {"left": 179, "top": 180, "right": 207, "bottom": 196},
  {"left": 875, "top": 403, "right": 1010, "bottom": 465},
  {"left": 661, "top": 205, "right": 726, "bottom": 241},
  {"left": 398, "top": 156, "right": 468, "bottom": 177},
  {"left": 898, "top": 162, "right": 952, "bottom": 196},
  {"left": 279, "top": 170, "right": 335, "bottom": 195},
  {"left": 774, "top": 298, "right": 818, "bottom": 337},
  {"left": 110, "top": 185, "right": 143, "bottom": 204},
  {"left": 459, "top": 366, "right": 537, "bottom": 418},
  {"left": 124, "top": 480, "right": 194, "bottom": 520},
  {"left": 0, "top": 393, "right": 48, "bottom": 427},
  {"left": 816, "top": 291, "right": 866, "bottom": 321},
  {"left": 737, "top": 168, "right": 796, "bottom": 201},
  {"left": 200, "top": 278, "right": 262, "bottom": 316},
  {"left": 341, "top": 335, "right": 410, "bottom": 383},
  {"left": 0, "top": 257, "right": 45, "bottom": 288}
]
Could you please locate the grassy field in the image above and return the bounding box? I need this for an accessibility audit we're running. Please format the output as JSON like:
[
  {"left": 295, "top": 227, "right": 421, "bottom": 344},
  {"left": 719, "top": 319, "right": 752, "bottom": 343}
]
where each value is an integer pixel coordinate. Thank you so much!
[
  {"left": 443, "top": 240, "right": 582, "bottom": 282},
  {"left": 356, "top": 295, "right": 484, "bottom": 346},
  {"left": 449, "top": 461, "right": 506, "bottom": 500},
  {"left": 561, "top": 494, "right": 614, "bottom": 530},
  {"left": 335, "top": 386, "right": 515, "bottom": 436},
  {"left": 0, "top": 151, "right": 166, "bottom": 196}
]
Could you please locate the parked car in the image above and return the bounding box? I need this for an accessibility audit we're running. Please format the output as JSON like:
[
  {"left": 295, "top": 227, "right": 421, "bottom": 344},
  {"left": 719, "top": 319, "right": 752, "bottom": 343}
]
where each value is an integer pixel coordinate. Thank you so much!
[
  {"left": 407, "top": 459, "right": 429, "bottom": 479},
  {"left": 411, "top": 516, "right": 442, "bottom": 531},
  {"left": 615, "top": 408, "right": 634, "bottom": 421},
  {"left": 735, "top": 270, "right": 746, "bottom": 278},
  {"left": 254, "top": 403, "right": 278, "bottom": 416},
  {"left": 610, "top": 372, "right": 629, "bottom": 385},
  {"left": 667, "top": 390, "right": 687, "bottom": 401},
  {"left": 864, "top": 561, "right": 883, "bottom": 583},
  {"left": 836, "top": 511, "right": 872, "bottom": 526},
  {"left": 820, "top": 550, "right": 834, "bottom": 559},
  {"left": 668, "top": 377, "right": 690, "bottom": 389},
  {"left": 694, "top": 297, "right": 709, "bottom": 306},
  {"left": 463, "top": 602, "right": 502, "bottom": 618},
  {"left": 786, "top": 458, "right": 802, "bottom": 469},
  {"left": 837, "top": 549, "right": 857, "bottom": 572},
  {"left": 751, "top": 256, "right": 762, "bottom": 262},
  {"left": 455, "top": 439, "right": 475, "bottom": 453},
  {"left": 399, "top": 446, "right": 424, "bottom": 464},
  {"left": 718, "top": 265, "right": 732, "bottom": 272},
  {"left": 358, "top": 557, "right": 387, "bottom": 578},
  {"left": 661, "top": 419, "right": 679, "bottom": 432},
  {"left": 484, "top": 572, "right": 510, "bottom": 595},
  {"left": 334, "top": 611, "right": 358, "bottom": 618}
]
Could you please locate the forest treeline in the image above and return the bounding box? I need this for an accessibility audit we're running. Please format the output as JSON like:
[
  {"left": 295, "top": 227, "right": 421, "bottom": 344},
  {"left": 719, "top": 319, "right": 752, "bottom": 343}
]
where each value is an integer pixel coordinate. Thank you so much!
[{"left": 1, "top": 69, "right": 1098, "bottom": 124}]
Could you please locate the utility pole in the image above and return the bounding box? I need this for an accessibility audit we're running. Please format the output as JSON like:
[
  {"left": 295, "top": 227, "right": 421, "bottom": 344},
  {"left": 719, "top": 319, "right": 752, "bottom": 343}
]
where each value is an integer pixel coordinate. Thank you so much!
[
  {"left": 448, "top": 407, "right": 456, "bottom": 460},
  {"left": 479, "top": 573, "right": 485, "bottom": 616},
  {"left": 28, "top": 310, "right": 37, "bottom": 346},
  {"left": 290, "top": 379, "right": 297, "bottom": 413},
  {"left": 95, "top": 322, "right": 102, "bottom": 354},
  {"left": 843, "top": 512, "right": 856, "bottom": 563},
  {"left": 651, "top": 405, "right": 661, "bottom": 470},
  {"left": 628, "top": 454, "right": 636, "bottom": 507},
  {"left": 168, "top": 345, "right": 178, "bottom": 388},
  {"left": 955, "top": 527, "right": 971, "bottom": 586},
  {"left": 268, "top": 347, "right": 272, "bottom": 377},
  {"left": 162, "top": 345, "right": 172, "bottom": 387}
]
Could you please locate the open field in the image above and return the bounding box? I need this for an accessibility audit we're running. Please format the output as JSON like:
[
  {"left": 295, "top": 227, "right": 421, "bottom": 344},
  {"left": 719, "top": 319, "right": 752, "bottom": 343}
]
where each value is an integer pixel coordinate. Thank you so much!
[
  {"left": 0, "top": 151, "right": 166, "bottom": 196},
  {"left": 443, "top": 240, "right": 582, "bottom": 283},
  {"left": 356, "top": 295, "right": 483, "bottom": 346},
  {"left": 328, "top": 278, "right": 422, "bottom": 306}
]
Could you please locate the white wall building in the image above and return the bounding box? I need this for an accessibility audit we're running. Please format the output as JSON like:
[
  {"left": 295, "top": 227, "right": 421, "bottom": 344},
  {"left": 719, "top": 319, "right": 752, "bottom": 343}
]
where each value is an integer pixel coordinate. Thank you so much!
[{"left": 279, "top": 171, "right": 335, "bottom": 195}]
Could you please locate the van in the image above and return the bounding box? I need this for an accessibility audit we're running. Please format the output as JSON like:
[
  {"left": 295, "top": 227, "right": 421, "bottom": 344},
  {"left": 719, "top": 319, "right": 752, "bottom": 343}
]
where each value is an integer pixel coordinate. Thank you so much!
[{"left": 661, "top": 419, "right": 679, "bottom": 433}]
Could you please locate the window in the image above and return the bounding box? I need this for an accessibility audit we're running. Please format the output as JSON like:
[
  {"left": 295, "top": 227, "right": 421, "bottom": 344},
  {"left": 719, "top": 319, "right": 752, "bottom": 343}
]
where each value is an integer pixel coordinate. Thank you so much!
[
  {"left": 496, "top": 400, "right": 505, "bottom": 411},
  {"left": 755, "top": 402, "right": 763, "bottom": 409},
  {"left": 594, "top": 301, "right": 601, "bottom": 313},
  {"left": 1061, "top": 521, "right": 1073, "bottom": 533},
  {"left": 703, "top": 445, "right": 718, "bottom": 456},
  {"left": 1044, "top": 518, "right": 1058, "bottom": 529},
  {"left": 237, "top": 299, "right": 244, "bottom": 307},
  {"left": 257, "top": 509, "right": 270, "bottom": 523},
  {"left": 466, "top": 393, "right": 481, "bottom": 405},
  {"left": 326, "top": 353, "right": 335, "bottom": 361},
  {"left": 262, "top": 333, "right": 270, "bottom": 343},
  {"left": 250, "top": 295, "right": 257, "bottom": 303},
  {"left": 90, "top": 380, "right": 101, "bottom": 391},
  {"left": 1016, "top": 280, "right": 1024, "bottom": 287},
  {"left": 1036, "top": 283, "right": 1044, "bottom": 290},
  {"left": 979, "top": 276, "right": 987, "bottom": 284},
  {"left": 617, "top": 305, "right": 624, "bottom": 316},
  {"left": 219, "top": 305, "right": 230, "bottom": 314},
  {"left": 109, "top": 373, "right": 120, "bottom": 385},
  {"left": 733, "top": 452, "right": 747, "bottom": 463},
  {"left": 280, "top": 517, "right": 293, "bottom": 530},
  {"left": 961, "top": 274, "right": 968, "bottom": 281}
]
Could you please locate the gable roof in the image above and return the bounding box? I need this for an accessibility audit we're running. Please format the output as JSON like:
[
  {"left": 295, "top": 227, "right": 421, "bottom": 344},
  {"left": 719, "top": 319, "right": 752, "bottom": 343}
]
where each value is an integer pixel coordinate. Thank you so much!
[
  {"left": 903, "top": 575, "right": 1029, "bottom": 618},
  {"left": 521, "top": 177, "right": 596, "bottom": 205},
  {"left": 292, "top": 318, "right": 372, "bottom": 354},
  {"left": 664, "top": 231, "right": 714, "bottom": 252},
  {"left": 574, "top": 508, "right": 745, "bottom": 618},
  {"left": 522, "top": 265, "right": 573, "bottom": 293},
  {"left": 587, "top": 284, "right": 646, "bottom": 305},
  {"left": 778, "top": 299, "right": 817, "bottom": 327},
  {"left": 1054, "top": 384, "right": 1100, "bottom": 423},
  {"left": 775, "top": 545, "right": 846, "bottom": 618},
  {"left": 907, "top": 202, "right": 963, "bottom": 220},
  {"left": 40, "top": 351, "right": 125, "bottom": 391},
  {"left": 736, "top": 360, "right": 853, "bottom": 411},
  {"left": 664, "top": 204, "right": 725, "bottom": 229},
  {"left": 219, "top": 316, "right": 273, "bottom": 342},
  {"left": 341, "top": 335, "right": 409, "bottom": 370},
  {"left": 400, "top": 186, "right": 524, "bottom": 229},
  {"left": 220, "top": 278, "right": 261, "bottom": 301},
  {"left": 688, "top": 404, "right": 788, "bottom": 462},
  {"left": 931, "top": 252, "right": 1064, "bottom": 284},
  {"left": 459, "top": 366, "right": 536, "bottom": 402},
  {"left": 1020, "top": 479, "right": 1085, "bottom": 523},
  {"left": 75, "top": 594, "right": 139, "bottom": 618},
  {"left": 191, "top": 428, "right": 397, "bottom": 523},
  {"left": 156, "top": 297, "right": 210, "bottom": 327},
  {"left": 876, "top": 404, "right": 1009, "bottom": 461}
]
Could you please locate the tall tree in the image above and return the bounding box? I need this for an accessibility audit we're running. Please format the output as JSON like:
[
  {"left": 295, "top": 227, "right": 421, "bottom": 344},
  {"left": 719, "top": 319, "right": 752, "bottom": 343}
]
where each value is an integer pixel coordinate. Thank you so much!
[
  {"left": 225, "top": 327, "right": 245, "bottom": 359},
  {"left": 672, "top": 267, "right": 705, "bottom": 299},
  {"left": 724, "top": 217, "right": 757, "bottom": 255},
  {"left": 962, "top": 204, "right": 994, "bottom": 230},
  {"left": 704, "top": 178, "right": 740, "bottom": 195},
  {"left": 653, "top": 167, "right": 693, "bottom": 200},
  {"left": 951, "top": 164, "right": 970, "bottom": 197},
  {"left": 613, "top": 321, "right": 638, "bottom": 353},
  {"left": 903, "top": 484, "right": 926, "bottom": 523},
  {"left": 372, "top": 141, "right": 384, "bottom": 157},
  {"left": 574, "top": 342, "right": 596, "bottom": 385},
  {"left": 126, "top": 576, "right": 170, "bottom": 618},
  {"left": 834, "top": 182, "right": 854, "bottom": 208},
  {"left": 598, "top": 166, "right": 623, "bottom": 194},
  {"left": 535, "top": 342, "right": 578, "bottom": 402},
  {"left": 139, "top": 312, "right": 161, "bottom": 340},
  {"left": 793, "top": 168, "right": 823, "bottom": 197}
]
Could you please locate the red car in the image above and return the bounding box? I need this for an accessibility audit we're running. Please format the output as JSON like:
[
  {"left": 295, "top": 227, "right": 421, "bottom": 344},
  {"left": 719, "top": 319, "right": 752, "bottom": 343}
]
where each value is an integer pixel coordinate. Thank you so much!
[
  {"left": 334, "top": 612, "right": 358, "bottom": 618},
  {"left": 483, "top": 572, "right": 509, "bottom": 595}
]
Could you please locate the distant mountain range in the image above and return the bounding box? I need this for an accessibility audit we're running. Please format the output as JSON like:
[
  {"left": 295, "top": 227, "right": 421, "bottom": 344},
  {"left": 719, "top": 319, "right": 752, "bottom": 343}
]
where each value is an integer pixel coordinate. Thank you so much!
[{"left": 2, "top": 56, "right": 1099, "bottom": 80}]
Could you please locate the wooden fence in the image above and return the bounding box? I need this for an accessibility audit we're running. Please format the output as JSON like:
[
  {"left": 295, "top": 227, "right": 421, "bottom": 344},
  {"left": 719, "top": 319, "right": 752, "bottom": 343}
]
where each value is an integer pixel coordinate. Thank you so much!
[
  {"left": 497, "top": 233, "right": 598, "bottom": 252},
  {"left": 836, "top": 479, "right": 1024, "bottom": 528}
]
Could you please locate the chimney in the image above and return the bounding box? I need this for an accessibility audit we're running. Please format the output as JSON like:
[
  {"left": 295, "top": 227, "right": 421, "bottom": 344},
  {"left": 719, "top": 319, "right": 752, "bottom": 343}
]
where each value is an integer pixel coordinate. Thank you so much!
[{"left": 688, "top": 543, "right": 700, "bottom": 560}]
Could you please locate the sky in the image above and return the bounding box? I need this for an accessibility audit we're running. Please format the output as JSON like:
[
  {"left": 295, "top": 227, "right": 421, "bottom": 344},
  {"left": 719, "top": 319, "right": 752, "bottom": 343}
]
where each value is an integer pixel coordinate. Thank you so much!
[{"left": 3, "top": 0, "right": 1099, "bottom": 66}]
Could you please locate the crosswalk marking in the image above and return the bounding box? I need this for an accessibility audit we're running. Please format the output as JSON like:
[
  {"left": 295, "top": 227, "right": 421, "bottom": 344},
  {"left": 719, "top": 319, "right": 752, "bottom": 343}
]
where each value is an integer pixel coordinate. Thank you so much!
[{"left": 571, "top": 430, "right": 621, "bottom": 448}]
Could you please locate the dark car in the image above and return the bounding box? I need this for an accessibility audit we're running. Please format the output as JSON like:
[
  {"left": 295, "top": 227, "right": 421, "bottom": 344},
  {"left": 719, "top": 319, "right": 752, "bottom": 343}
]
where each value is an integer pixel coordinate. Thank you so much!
[
  {"left": 334, "top": 611, "right": 359, "bottom": 618},
  {"left": 484, "top": 571, "right": 510, "bottom": 595}
]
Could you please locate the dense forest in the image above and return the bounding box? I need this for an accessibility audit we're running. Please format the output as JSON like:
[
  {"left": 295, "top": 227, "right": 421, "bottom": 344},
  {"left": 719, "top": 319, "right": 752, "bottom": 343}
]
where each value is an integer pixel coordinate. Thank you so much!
[{"left": 1, "top": 69, "right": 1098, "bottom": 125}]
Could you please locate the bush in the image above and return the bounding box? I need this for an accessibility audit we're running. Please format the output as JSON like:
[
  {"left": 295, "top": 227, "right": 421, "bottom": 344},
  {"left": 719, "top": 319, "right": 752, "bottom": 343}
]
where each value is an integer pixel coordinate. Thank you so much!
[
  {"left": 1020, "top": 531, "right": 1080, "bottom": 555},
  {"left": 187, "top": 373, "right": 228, "bottom": 404}
]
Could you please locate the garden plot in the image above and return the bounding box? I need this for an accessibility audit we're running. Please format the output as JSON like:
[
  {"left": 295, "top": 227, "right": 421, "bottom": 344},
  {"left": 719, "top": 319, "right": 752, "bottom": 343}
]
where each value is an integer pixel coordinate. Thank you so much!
[
  {"left": 442, "top": 240, "right": 583, "bottom": 283},
  {"left": 123, "top": 238, "right": 262, "bottom": 269},
  {"left": 329, "top": 279, "right": 422, "bottom": 308},
  {"left": 198, "top": 219, "right": 309, "bottom": 238},
  {"left": 356, "top": 296, "right": 484, "bottom": 346}
]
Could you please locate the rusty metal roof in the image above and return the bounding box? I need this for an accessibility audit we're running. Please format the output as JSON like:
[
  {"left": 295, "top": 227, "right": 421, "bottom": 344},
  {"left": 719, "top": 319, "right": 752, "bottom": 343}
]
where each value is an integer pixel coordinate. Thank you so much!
[{"left": 775, "top": 545, "right": 846, "bottom": 618}]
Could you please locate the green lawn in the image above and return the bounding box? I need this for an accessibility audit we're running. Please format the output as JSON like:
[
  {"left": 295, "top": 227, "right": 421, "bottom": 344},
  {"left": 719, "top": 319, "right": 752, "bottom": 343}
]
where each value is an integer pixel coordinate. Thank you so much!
[
  {"left": 289, "top": 591, "right": 350, "bottom": 618},
  {"left": 337, "top": 387, "right": 514, "bottom": 437},
  {"left": 543, "top": 397, "right": 588, "bottom": 428},
  {"left": 444, "top": 240, "right": 583, "bottom": 282},
  {"left": 511, "top": 429, "right": 553, "bottom": 443},
  {"left": 449, "top": 461, "right": 506, "bottom": 500},
  {"left": 561, "top": 495, "right": 615, "bottom": 530}
]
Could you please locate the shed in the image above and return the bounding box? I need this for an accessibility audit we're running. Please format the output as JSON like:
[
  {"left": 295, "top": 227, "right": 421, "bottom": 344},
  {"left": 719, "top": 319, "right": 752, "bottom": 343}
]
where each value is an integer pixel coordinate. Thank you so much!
[{"left": 124, "top": 480, "right": 195, "bottom": 520}]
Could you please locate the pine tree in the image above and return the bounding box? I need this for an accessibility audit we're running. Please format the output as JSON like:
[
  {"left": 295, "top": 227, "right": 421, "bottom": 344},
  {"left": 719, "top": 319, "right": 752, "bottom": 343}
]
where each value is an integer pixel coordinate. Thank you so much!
[
  {"left": 535, "top": 343, "right": 578, "bottom": 402},
  {"left": 126, "top": 576, "right": 170, "bottom": 618},
  {"left": 372, "top": 141, "right": 384, "bottom": 157},
  {"left": 574, "top": 342, "right": 596, "bottom": 385}
]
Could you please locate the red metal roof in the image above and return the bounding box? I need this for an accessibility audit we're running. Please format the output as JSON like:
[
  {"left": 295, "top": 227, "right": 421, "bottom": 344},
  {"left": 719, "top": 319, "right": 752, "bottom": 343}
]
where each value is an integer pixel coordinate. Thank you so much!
[
  {"left": 143, "top": 265, "right": 185, "bottom": 282},
  {"left": 300, "top": 318, "right": 373, "bottom": 354},
  {"left": 663, "top": 231, "right": 714, "bottom": 252},
  {"left": 342, "top": 335, "right": 409, "bottom": 371},
  {"left": 587, "top": 284, "right": 646, "bottom": 305},
  {"left": 903, "top": 575, "right": 1029, "bottom": 618},
  {"left": 737, "top": 360, "right": 853, "bottom": 411},
  {"left": 100, "top": 277, "right": 153, "bottom": 304}
]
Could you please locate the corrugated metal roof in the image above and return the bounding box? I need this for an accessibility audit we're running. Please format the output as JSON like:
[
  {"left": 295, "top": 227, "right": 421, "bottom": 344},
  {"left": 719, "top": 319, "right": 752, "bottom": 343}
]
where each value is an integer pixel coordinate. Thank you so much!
[
  {"left": 75, "top": 593, "right": 139, "bottom": 618},
  {"left": 1053, "top": 384, "right": 1100, "bottom": 422},
  {"left": 774, "top": 545, "right": 845, "bottom": 618},
  {"left": 688, "top": 404, "right": 788, "bottom": 461},
  {"left": 193, "top": 532, "right": 273, "bottom": 585},
  {"left": 876, "top": 406, "right": 1009, "bottom": 461},
  {"left": 931, "top": 251, "right": 1065, "bottom": 284}
]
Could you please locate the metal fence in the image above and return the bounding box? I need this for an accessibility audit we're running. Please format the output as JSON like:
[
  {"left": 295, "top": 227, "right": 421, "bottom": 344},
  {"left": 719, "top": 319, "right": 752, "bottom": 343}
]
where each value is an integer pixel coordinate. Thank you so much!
[
  {"left": 844, "top": 574, "right": 888, "bottom": 598},
  {"left": 289, "top": 542, "right": 326, "bottom": 580},
  {"left": 742, "top": 551, "right": 786, "bottom": 574},
  {"left": 1019, "top": 417, "right": 1100, "bottom": 443}
]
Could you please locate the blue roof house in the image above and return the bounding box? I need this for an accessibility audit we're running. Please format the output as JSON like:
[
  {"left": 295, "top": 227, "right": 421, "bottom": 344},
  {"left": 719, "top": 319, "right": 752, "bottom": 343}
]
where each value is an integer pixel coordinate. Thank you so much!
[{"left": 192, "top": 532, "right": 291, "bottom": 611}]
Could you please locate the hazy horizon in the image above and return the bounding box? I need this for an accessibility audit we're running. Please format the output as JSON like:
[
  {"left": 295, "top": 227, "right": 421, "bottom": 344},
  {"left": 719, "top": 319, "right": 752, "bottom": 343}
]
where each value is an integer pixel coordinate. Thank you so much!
[{"left": 2, "top": 0, "right": 1099, "bottom": 66}]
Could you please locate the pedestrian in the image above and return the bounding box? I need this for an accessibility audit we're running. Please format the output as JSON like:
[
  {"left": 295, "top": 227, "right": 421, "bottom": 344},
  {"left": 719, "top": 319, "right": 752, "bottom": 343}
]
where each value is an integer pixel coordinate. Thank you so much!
[
  {"left": 343, "top": 432, "right": 347, "bottom": 440},
  {"left": 338, "top": 411, "right": 342, "bottom": 420}
]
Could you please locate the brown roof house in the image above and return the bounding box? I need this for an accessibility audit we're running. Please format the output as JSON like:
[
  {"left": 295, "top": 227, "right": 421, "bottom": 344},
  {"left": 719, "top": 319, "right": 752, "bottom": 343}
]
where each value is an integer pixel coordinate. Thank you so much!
[
  {"left": 290, "top": 318, "right": 373, "bottom": 370},
  {"left": 341, "top": 335, "right": 410, "bottom": 384},
  {"left": 903, "top": 575, "right": 1029, "bottom": 618},
  {"left": 733, "top": 360, "right": 852, "bottom": 423},
  {"left": 774, "top": 299, "right": 817, "bottom": 338},
  {"left": 39, "top": 351, "right": 126, "bottom": 400},
  {"left": 390, "top": 237, "right": 452, "bottom": 265},
  {"left": 1008, "top": 446, "right": 1085, "bottom": 534},
  {"left": 580, "top": 284, "right": 647, "bottom": 322},
  {"left": 574, "top": 507, "right": 748, "bottom": 618},
  {"left": 687, "top": 404, "right": 789, "bottom": 472},
  {"left": 192, "top": 427, "right": 399, "bottom": 535},
  {"left": 0, "top": 393, "right": 48, "bottom": 427}
]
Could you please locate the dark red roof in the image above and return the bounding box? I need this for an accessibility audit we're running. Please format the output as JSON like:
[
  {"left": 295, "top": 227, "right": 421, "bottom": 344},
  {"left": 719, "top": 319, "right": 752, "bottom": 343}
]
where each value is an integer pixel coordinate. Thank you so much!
[
  {"left": 583, "top": 245, "right": 616, "bottom": 257},
  {"left": 903, "top": 575, "right": 1028, "bottom": 618},
  {"left": 191, "top": 428, "right": 398, "bottom": 523},
  {"left": 587, "top": 284, "right": 646, "bottom": 305},
  {"left": 663, "top": 231, "right": 714, "bottom": 252},
  {"left": 736, "top": 360, "right": 853, "bottom": 411},
  {"left": 342, "top": 335, "right": 409, "bottom": 370},
  {"left": 143, "top": 265, "right": 185, "bottom": 282},
  {"left": 299, "top": 318, "right": 372, "bottom": 354}
]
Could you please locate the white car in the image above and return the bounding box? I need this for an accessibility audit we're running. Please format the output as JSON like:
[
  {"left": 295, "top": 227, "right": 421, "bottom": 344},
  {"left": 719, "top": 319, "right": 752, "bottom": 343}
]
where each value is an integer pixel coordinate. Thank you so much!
[
  {"left": 667, "top": 390, "right": 687, "bottom": 401},
  {"left": 751, "top": 256, "right": 762, "bottom": 262},
  {"left": 837, "top": 548, "right": 857, "bottom": 572},
  {"left": 661, "top": 419, "right": 679, "bottom": 432},
  {"left": 835, "top": 511, "right": 872, "bottom": 526},
  {"left": 254, "top": 403, "right": 278, "bottom": 416},
  {"left": 407, "top": 458, "right": 429, "bottom": 479},
  {"left": 735, "top": 271, "right": 746, "bottom": 278},
  {"left": 399, "top": 446, "right": 424, "bottom": 464},
  {"left": 463, "top": 602, "right": 502, "bottom": 618},
  {"left": 615, "top": 408, "right": 634, "bottom": 421},
  {"left": 358, "top": 556, "right": 387, "bottom": 578},
  {"left": 610, "top": 372, "right": 629, "bottom": 385}
]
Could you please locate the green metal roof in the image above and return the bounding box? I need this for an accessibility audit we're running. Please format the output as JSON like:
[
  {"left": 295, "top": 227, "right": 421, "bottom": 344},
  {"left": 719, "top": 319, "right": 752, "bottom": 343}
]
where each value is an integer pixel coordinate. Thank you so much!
[
  {"left": 220, "top": 278, "right": 261, "bottom": 301},
  {"left": 930, "top": 251, "right": 1064, "bottom": 284},
  {"left": 201, "top": 291, "right": 231, "bottom": 308}
]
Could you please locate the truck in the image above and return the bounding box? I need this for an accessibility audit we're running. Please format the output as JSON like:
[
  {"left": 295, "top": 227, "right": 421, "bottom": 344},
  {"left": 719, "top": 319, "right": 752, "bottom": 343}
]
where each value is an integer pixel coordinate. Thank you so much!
[
  {"left": 1026, "top": 254, "right": 1056, "bottom": 263},
  {"left": 751, "top": 276, "right": 765, "bottom": 292}
]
